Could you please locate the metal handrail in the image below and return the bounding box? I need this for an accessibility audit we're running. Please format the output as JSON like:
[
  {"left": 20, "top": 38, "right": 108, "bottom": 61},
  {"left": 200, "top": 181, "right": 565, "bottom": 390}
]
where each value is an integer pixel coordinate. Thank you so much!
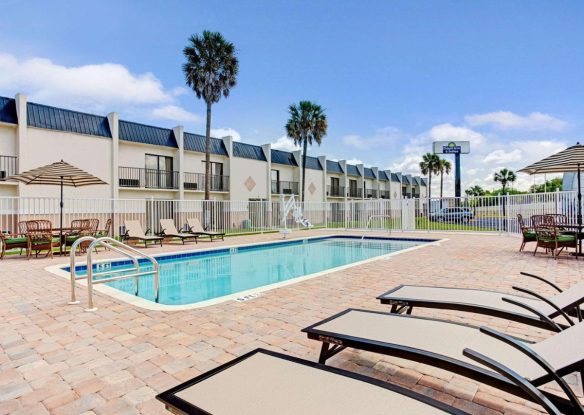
[
  {"left": 68, "top": 236, "right": 159, "bottom": 311},
  {"left": 362, "top": 215, "right": 393, "bottom": 240}
]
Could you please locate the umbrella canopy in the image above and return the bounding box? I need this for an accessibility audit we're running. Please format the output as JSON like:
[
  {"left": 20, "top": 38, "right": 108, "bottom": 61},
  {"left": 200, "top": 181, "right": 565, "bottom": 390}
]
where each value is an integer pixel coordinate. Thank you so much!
[
  {"left": 7, "top": 160, "right": 107, "bottom": 256},
  {"left": 7, "top": 160, "right": 107, "bottom": 187},
  {"left": 518, "top": 142, "right": 584, "bottom": 174}
]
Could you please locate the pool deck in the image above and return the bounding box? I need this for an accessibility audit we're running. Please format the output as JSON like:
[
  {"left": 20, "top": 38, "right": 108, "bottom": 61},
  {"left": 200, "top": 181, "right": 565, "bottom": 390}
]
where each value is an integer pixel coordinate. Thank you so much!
[{"left": 0, "top": 230, "right": 582, "bottom": 414}]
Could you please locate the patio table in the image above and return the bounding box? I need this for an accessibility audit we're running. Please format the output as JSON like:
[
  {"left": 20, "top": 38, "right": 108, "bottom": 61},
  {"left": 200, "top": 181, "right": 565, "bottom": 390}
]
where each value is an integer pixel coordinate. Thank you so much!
[{"left": 557, "top": 224, "right": 584, "bottom": 256}]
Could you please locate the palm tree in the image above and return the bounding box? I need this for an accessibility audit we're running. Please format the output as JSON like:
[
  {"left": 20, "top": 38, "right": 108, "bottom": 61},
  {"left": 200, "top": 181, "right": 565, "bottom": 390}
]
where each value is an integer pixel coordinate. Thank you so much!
[
  {"left": 285, "top": 101, "right": 328, "bottom": 202},
  {"left": 437, "top": 158, "right": 452, "bottom": 199},
  {"left": 465, "top": 185, "right": 486, "bottom": 197},
  {"left": 419, "top": 153, "right": 440, "bottom": 200},
  {"left": 493, "top": 168, "right": 517, "bottom": 194},
  {"left": 183, "top": 31, "right": 239, "bottom": 200}
]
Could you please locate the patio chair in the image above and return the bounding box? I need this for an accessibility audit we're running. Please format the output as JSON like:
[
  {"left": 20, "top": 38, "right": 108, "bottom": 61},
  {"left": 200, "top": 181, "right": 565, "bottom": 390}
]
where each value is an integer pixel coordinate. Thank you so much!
[
  {"left": 155, "top": 348, "right": 564, "bottom": 415},
  {"left": 303, "top": 309, "right": 584, "bottom": 412},
  {"left": 96, "top": 218, "right": 111, "bottom": 238},
  {"left": 159, "top": 219, "right": 198, "bottom": 244},
  {"left": 186, "top": 217, "right": 225, "bottom": 241},
  {"left": 123, "top": 220, "right": 163, "bottom": 248},
  {"left": 378, "top": 272, "right": 583, "bottom": 331},
  {"left": 64, "top": 219, "right": 90, "bottom": 253},
  {"left": 534, "top": 221, "right": 577, "bottom": 259},
  {"left": 0, "top": 221, "right": 31, "bottom": 259},
  {"left": 518, "top": 214, "right": 537, "bottom": 252},
  {"left": 27, "top": 220, "right": 60, "bottom": 259}
]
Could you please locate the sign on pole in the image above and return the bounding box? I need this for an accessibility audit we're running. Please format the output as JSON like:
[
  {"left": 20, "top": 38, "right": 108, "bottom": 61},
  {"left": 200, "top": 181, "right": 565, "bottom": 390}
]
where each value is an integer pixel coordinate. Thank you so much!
[{"left": 433, "top": 141, "right": 470, "bottom": 199}]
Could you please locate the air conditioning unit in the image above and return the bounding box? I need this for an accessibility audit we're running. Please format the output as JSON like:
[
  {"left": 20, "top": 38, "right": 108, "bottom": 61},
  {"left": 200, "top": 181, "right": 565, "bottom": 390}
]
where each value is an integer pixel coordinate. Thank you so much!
[
  {"left": 184, "top": 182, "right": 198, "bottom": 190},
  {"left": 283, "top": 188, "right": 292, "bottom": 195}
]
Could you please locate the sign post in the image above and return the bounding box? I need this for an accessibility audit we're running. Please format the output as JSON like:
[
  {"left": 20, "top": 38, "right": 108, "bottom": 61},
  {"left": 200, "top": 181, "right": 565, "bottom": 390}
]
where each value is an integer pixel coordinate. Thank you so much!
[{"left": 432, "top": 141, "right": 470, "bottom": 200}]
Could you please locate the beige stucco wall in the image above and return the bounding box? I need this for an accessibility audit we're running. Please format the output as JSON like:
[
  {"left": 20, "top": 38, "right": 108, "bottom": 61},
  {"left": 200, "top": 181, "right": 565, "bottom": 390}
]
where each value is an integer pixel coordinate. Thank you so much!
[
  {"left": 0, "top": 124, "right": 17, "bottom": 156},
  {"left": 19, "top": 127, "right": 112, "bottom": 198},
  {"left": 0, "top": 184, "right": 17, "bottom": 196},
  {"left": 183, "top": 151, "right": 229, "bottom": 175},
  {"left": 303, "top": 168, "right": 324, "bottom": 202},
  {"left": 229, "top": 157, "right": 268, "bottom": 200}
]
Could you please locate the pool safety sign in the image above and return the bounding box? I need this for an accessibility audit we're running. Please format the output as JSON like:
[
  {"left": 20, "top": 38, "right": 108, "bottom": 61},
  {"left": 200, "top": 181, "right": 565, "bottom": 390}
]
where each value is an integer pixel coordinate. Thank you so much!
[{"left": 433, "top": 141, "right": 470, "bottom": 155}]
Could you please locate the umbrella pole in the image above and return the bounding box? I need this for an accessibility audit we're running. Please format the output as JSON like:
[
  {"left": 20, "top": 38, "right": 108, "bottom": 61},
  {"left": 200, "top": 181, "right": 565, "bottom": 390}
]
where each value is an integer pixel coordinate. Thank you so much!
[
  {"left": 578, "top": 164, "right": 582, "bottom": 255},
  {"left": 60, "top": 177, "right": 64, "bottom": 256}
]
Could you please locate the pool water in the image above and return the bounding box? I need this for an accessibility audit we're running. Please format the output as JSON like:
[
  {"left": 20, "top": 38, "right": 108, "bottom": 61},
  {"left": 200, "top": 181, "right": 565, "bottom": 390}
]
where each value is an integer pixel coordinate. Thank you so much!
[{"left": 73, "top": 236, "right": 430, "bottom": 305}]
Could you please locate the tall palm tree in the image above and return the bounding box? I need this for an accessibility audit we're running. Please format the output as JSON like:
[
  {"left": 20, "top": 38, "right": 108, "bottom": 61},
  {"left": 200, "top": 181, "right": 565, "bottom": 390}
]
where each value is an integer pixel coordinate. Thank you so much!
[
  {"left": 493, "top": 168, "right": 517, "bottom": 194},
  {"left": 419, "top": 153, "right": 440, "bottom": 200},
  {"left": 438, "top": 158, "right": 452, "bottom": 199},
  {"left": 285, "top": 101, "right": 328, "bottom": 202},
  {"left": 183, "top": 31, "right": 239, "bottom": 200}
]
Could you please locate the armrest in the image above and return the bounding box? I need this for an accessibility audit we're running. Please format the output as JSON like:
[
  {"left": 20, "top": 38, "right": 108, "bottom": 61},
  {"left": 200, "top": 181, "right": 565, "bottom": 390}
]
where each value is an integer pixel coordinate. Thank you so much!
[
  {"left": 501, "top": 297, "right": 562, "bottom": 332},
  {"left": 462, "top": 348, "right": 561, "bottom": 415},
  {"left": 462, "top": 348, "right": 562, "bottom": 415},
  {"left": 475, "top": 327, "right": 583, "bottom": 412},
  {"left": 512, "top": 286, "right": 574, "bottom": 327},
  {"left": 520, "top": 272, "right": 563, "bottom": 293}
]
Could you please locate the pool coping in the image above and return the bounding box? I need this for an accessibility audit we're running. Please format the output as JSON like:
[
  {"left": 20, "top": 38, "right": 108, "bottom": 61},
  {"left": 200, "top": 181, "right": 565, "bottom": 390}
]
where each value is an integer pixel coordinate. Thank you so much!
[{"left": 46, "top": 234, "right": 446, "bottom": 312}]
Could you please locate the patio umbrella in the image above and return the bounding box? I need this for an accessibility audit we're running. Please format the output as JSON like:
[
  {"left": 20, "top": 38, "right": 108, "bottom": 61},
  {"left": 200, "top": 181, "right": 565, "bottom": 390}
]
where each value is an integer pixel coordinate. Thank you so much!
[
  {"left": 518, "top": 142, "right": 584, "bottom": 251},
  {"left": 7, "top": 160, "right": 107, "bottom": 254}
]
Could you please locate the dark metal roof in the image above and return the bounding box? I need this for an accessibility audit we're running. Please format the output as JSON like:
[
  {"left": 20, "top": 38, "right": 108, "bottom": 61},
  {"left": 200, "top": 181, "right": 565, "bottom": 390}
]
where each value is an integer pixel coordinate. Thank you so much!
[
  {"left": 421, "top": 178, "right": 428, "bottom": 187},
  {"left": 184, "top": 132, "right": 228, "bottom": 156},
  {"left": 0, "top": 97, "right": 17, "bottom": 124},
  {"left": 364, "top": 167, "right": 376, "bottom": 179},
  {"left": 412, "top": 176, "right": 421, "bottom": 186},
  {"left": 378, "top": 171, "right": 389, "bottom": 181},
  {"left": 271, "top": 149, "right": 298, "bottom": 166},
  {"left": 119, "top": 120, "right": 176, "bottom": 147},
  {"left": 402, "top": 175, "right": 411, "bottom": 185},
  {"left": 346, "top": 164, "right": 360, "bottom": 177},
  {"left": 233, "top": 142, "right": 267, "bottom": 161},
  {"left": 391, "top": 173, "right": 401, "bottom": 182},
  {"left": 27, "top": 102, "right": 111, "bottom": 137},
  {"left": 326, "top": 160, "right": 343, "bottom": 174},
  {"left": 305, "top": 156, "right": 323, "bottom": 170}
]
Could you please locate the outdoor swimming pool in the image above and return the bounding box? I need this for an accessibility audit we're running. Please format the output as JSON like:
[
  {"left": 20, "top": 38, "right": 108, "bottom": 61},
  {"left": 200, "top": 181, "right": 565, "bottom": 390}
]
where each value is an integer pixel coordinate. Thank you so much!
[{"left": 66, "top": 236, "right": 433, "bottom": 307}]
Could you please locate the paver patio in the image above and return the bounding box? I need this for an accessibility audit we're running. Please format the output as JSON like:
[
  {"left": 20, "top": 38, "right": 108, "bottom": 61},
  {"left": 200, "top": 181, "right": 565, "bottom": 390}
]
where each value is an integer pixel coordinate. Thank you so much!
[{"left": 0, "top": 230, "right": 582, "bottom": 415}]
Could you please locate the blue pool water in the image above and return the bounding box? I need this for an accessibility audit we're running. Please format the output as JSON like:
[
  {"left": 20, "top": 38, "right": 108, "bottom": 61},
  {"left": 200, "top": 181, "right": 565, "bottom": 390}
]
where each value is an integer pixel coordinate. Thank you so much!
[{"left": 70, "top": 236, "right": 431, "bottom": 306}]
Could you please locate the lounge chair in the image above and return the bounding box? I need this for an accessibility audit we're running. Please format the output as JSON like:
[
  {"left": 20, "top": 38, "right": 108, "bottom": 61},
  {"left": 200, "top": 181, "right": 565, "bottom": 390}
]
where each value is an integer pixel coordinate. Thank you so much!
[
  {"left": 303, "top": 309, "right": 584, "bottom": 412},
  {"left": 123, "top": 220, "right": 163, "bottom": 248},
  {"left": 159, "top": 219, "right": 198, "bottom": 244},
  {"left": 186, "top": 217, "right": 225, "bottom": 241},
  {"left": 378, "top": 272, "right": 584, "bottom": 331},
  {"left": 156, "top": 348, "right": 563, "bottom": 415}
]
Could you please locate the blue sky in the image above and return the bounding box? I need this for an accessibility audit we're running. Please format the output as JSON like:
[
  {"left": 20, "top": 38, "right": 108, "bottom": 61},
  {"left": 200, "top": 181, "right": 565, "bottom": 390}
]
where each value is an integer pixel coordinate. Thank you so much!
[{"left": 1, "top": 0, "right": 583, "bottom": 193}]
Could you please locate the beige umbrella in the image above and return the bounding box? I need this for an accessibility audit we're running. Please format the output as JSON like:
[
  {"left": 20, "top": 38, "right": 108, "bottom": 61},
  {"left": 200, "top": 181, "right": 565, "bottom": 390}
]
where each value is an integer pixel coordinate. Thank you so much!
[
  {"left": 519, "top": 142, "right": 584, "bottom": 253},
  {"left": 7, "top": 160, "right": 107, "bottom": 253}
]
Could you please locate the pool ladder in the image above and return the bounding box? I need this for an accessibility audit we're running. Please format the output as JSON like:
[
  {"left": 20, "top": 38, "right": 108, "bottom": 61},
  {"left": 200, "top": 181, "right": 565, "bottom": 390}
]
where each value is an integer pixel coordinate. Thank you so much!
[
  {"left": 68, "top": 236, "right": 159, "bottom": 311},
  {"left": 361, "top": 215, "right": 393, "bottom": 240}
]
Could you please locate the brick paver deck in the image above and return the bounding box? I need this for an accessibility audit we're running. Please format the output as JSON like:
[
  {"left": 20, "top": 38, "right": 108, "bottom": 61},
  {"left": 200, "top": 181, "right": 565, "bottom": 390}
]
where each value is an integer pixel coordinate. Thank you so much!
[{"left": 0, "top": 230, "right": 582, "bottom": 414}]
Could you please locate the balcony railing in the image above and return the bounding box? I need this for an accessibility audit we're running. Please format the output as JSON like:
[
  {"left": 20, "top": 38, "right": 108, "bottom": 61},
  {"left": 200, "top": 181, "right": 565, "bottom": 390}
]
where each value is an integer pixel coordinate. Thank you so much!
[
  {"left": 348, "top": 187, "right": 363, "bottom": 198},
  {"left": 380, "top": 190, "right": 390, "bottom": 199},
  {"left": 119, "top": 167, "right": 178, "bottom": 189},
  {"left": 365, "top": 189, "right": 378, "bottom": 198},
  {"left": 326, "top": 185, "right": 345, "bottom": 197},
  {"left": 271, "top": 180, "right": 299, "bottom": 195},
  {"left": 184, "top": 172, "right": 229, "bottom": 192},
  {"left": 0, "top": 155, "right": 17, "bottom": 180}
]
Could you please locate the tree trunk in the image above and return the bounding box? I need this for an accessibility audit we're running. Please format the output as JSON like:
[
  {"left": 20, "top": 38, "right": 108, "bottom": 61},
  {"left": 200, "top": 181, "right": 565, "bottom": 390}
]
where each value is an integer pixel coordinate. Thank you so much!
[
  {"left": 440, "top": 171, "right": 444, "bottom": 208},
  {"left": 428, "top": 173, "right": 432, "bottom": 200},
  {"left": 205, "top": 102, "right": 212, "bottom": 201},
  {"left": 301, "top": 139, "right": 308, "bottom": 203}
]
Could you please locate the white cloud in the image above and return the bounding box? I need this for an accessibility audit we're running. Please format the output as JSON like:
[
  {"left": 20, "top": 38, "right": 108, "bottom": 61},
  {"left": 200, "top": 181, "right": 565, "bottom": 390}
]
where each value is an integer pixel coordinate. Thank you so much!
[
  {"left": 0, "top": 53, "right": 174, "bottom": 111},
  {"left": 211, "top": 127, "right": 241, "bottom": 141},
  {"left": 342, "top": 126, "right": 404, "bottom": 149},
  {"left": 483, "top": 149, "right": 522, "bottom": 164},
  {"left": 465, "top": 111, "right": 567, "bottom": 132},
  {"left": 152, "top": 105, "right": 200, "bottom": 123},
  {"left": 428, "top": 123, "right": 485, "bottom": 146},
  {"left": 345, "top": 158, "right": 364, "bottom": 165},
  {"left": 271, "top": 136, "right": 299, "bottom": 151}
]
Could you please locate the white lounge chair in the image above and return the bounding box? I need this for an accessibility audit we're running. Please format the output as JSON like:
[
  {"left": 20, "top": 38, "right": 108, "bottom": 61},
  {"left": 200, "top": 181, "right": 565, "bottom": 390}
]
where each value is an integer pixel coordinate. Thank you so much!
[
  {"left": 159, "top": 219, "right": 198, "bottom": 244},
  {"left": 123, "top": 220, "right": 163, "bottom": 248},
  {"left": 186, "top": 217, "right": 225, "bottom": 241}
]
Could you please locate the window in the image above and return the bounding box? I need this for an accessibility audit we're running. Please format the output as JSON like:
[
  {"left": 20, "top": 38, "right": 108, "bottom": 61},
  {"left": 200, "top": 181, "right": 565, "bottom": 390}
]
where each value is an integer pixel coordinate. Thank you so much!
[
  {"left": 349, "top": 179, "right": 357, "bottom": 191},
  {"left": 201, "top": 161, "right": 224, "bottom": 176},
  {"left": 145, "top": 154, "right": 174, "bottom": 188},
  {"left": 271, "top": 169, "right": 280, "bottom": 182},
  {"left": 330, "top": 177, "right": 339, "bottom": 188},
  {"left": 271, "top": 169, "right": 280, "bottom": 193}
]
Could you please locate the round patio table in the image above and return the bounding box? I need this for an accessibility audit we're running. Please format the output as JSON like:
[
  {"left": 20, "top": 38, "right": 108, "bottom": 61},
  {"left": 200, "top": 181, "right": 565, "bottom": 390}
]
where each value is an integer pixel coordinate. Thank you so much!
[{"left": 559, "top": 224, "right": 584, "bottom": 256}]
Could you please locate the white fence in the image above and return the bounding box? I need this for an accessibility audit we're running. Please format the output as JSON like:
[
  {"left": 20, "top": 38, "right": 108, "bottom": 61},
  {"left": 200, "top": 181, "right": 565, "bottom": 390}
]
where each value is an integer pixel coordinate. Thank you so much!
[{"left": 0, "top": 191, "right": 579, "bottom": 237}]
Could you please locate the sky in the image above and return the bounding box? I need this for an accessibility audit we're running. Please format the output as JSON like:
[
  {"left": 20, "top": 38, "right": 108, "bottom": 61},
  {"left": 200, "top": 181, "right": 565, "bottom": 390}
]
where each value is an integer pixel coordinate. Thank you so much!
[{"left": 1, "top": 0, "right": 583, "bottom": 195}]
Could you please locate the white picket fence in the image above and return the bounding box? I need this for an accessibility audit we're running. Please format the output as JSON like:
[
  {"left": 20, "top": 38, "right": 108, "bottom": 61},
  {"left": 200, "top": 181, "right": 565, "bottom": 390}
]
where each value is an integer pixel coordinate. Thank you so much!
[{"left": 0, "top": 191, "right": 579, "bottom": 237}]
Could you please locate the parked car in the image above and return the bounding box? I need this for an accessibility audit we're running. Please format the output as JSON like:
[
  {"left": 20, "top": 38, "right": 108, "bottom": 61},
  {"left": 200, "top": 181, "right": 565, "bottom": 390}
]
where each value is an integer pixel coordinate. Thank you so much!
[{"left": 429, "top": 207, "right": 474, "bottom": 222}]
